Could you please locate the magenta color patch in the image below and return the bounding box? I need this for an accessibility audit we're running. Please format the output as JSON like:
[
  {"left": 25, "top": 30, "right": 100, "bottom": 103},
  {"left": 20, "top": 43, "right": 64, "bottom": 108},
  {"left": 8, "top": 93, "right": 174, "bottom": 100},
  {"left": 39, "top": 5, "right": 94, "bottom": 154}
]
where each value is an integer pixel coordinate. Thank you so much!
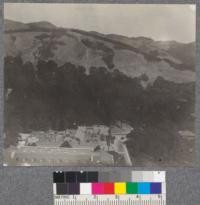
[{"left": 92, "top": 183, "right": 104, "bottom": 194}]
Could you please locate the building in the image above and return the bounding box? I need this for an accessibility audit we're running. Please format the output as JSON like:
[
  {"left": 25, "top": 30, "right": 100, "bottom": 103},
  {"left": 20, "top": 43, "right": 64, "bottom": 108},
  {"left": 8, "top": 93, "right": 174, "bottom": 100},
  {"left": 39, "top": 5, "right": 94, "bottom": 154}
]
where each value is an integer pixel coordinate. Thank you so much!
[
  {"left": 4, "top": 146, "right": 114, "bottom": 166},
  {"left": 8, "top": 123, "right": 133, "bottom": 166},
  {"left": 19, "top": 133, "right": 31, "bottom": 141},
  {"left": 111, "top": 122, "right": 133, "bottom": 142},
  {"left": 75, "top": 126, "right": 86, "bottom": 142},
  {"left": 178, "top": 130, "right": 195, "bottom": 139}
]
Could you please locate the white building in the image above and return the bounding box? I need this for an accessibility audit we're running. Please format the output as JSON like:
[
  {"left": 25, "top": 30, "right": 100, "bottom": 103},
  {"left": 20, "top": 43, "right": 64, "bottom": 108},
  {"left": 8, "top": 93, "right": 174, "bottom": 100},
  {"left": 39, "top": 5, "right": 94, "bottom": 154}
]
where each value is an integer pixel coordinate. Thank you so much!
[{"left": 4, "top": 146, "right": 114, "bottom": 166}]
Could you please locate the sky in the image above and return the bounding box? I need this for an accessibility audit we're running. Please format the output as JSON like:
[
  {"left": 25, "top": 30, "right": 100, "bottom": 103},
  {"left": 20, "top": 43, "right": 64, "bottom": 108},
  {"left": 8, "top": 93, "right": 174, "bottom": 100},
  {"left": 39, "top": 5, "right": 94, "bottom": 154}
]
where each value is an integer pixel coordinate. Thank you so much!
[{"left": 4, "top": 3, "right": 196, "bottom": 43}]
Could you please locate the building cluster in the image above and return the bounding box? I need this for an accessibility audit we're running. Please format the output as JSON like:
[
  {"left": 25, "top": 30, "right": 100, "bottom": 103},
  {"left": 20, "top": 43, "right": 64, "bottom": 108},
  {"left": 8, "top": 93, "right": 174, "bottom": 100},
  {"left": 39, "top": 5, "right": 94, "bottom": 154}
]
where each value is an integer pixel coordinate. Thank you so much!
[{"left": 4, "top": 122, "right": 133, "bottom": 166}]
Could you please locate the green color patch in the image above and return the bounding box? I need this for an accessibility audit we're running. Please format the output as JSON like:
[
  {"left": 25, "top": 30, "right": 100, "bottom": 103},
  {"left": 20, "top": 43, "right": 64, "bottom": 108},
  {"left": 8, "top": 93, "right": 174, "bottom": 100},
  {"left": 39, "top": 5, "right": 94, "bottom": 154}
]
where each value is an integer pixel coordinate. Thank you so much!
[{"left": 126, "top": 182, "right": 138, "bottom": 194}]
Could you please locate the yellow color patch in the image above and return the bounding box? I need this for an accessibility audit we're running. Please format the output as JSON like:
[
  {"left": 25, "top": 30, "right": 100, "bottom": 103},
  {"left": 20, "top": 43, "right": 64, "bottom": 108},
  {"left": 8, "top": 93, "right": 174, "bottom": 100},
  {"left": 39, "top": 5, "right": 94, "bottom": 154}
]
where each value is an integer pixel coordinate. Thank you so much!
[{"left": 114, "top": 182, "right": 126, "bottom": 194}]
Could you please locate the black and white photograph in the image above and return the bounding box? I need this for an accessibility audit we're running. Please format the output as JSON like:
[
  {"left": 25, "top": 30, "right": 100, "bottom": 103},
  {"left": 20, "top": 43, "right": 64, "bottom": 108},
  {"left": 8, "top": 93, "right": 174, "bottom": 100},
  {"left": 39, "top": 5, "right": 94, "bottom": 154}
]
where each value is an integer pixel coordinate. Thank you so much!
[{"left": 3, "top": 3, "right": 196, "bottom": 166}]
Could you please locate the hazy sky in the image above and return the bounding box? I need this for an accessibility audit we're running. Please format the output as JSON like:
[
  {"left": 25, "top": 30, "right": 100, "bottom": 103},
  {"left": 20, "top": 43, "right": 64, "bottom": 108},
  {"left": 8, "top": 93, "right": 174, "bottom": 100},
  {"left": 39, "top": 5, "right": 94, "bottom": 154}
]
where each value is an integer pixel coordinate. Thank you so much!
[{"left": 4, "top": 3, "right": 196, "bottom": 43}]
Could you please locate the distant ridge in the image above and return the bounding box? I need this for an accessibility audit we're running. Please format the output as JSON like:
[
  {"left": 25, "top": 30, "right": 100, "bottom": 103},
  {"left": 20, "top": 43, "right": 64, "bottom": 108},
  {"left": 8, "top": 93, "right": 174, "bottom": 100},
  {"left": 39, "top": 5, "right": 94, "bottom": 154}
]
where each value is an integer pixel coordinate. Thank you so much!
[
  {"left": 4, "top": 19, "right": 195, "bottom": 84},
  {"left": 4, "top": 19, "right": 57, "bottom": 32},
  {"left": 27, "top": 21, "right": 57, "bottom": 29}
]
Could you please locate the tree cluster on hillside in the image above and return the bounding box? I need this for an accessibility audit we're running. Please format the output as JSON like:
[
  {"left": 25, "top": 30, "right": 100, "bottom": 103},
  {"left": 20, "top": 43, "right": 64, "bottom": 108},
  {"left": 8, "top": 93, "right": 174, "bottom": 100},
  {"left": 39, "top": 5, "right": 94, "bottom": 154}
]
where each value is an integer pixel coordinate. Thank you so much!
[{"left": 4, "top": 56, "right": 195, "bottom": 164}]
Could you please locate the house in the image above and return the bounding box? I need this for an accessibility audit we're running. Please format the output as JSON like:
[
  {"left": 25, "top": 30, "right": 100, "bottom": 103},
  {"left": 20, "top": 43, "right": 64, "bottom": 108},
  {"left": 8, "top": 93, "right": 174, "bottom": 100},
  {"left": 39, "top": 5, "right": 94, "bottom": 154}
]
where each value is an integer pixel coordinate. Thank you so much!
[
  {"left": 19, "top": 133, "right": 31, "bottom": 141},
  {"left": 27, "top": 136, "right": 39, "bottom": 145},
  {"left": 75, "top": 126, "right": 86, "bottom": 142},
  {"left": 111, "top": 122, "right": 133, "bottom": 142}
]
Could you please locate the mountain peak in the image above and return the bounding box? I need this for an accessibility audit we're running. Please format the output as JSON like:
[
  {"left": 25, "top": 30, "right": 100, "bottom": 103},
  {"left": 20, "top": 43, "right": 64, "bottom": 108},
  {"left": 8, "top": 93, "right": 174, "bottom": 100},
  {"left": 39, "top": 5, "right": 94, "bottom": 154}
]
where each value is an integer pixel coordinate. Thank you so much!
[
  {"left": 27, "top": 21, "right": 57, "bottom": 29},
  {"left": 4, "top": 19, "right": 29, "bottom": 31},
  {"left": 4, "top": 19, "right": 57, "bottom": 32}
]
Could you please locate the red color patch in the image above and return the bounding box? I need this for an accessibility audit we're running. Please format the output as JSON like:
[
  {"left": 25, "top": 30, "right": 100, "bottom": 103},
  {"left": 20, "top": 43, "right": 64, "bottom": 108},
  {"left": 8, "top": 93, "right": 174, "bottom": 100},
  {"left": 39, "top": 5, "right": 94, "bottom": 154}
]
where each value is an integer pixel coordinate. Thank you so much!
[{"left": 104, "top": 183, "right": 114, "bottom": 194}]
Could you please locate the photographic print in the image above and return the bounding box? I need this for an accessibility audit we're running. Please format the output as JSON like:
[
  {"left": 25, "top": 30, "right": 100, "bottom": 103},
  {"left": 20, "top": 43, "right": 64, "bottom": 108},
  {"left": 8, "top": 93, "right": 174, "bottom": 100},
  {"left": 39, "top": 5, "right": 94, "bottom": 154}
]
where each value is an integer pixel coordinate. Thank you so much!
[{"left": 3, "top": 3, "right": 196, "bottom": 166}]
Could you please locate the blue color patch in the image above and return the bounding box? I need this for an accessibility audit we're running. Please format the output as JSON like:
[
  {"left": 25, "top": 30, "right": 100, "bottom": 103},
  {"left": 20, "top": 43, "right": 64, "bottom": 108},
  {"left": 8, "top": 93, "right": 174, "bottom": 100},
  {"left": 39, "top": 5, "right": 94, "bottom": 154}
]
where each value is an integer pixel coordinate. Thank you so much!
[
  {"left": 150, "top": 183, "right": 162, "bottom": 194},
  {"left": 138, "top": 183, "right": 150, "bottom": 194}
]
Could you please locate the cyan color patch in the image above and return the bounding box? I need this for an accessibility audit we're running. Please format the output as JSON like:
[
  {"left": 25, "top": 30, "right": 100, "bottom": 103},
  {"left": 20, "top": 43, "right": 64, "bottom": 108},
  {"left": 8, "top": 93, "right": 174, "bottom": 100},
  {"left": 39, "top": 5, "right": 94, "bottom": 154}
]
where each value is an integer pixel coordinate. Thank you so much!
[{"left": 138, "top": 183, "right": 150, "bottom": 194}]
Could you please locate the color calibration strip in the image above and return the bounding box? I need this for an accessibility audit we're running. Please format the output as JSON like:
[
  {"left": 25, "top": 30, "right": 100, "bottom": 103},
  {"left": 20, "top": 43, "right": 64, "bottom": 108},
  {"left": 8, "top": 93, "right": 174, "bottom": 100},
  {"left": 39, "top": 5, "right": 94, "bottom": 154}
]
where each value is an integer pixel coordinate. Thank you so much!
[
  {"left": 53, "top": 171, "right": 166, "bottom": 205},
  {"left": 54, "top": 182, "right": 163, "bottom": 195}
]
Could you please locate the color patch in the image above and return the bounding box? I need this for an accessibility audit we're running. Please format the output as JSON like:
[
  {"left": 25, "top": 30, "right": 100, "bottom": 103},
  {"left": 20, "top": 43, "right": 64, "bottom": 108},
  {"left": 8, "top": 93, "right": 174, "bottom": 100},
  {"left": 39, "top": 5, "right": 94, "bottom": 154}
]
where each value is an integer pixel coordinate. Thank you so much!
[
  {"left": 126, "top": 182, "right": 138, "bottom": 194},
  {"left": 153, "top": 172, "right": 165, "bottom": 182},
  {"left": 56, "top": 183, "right": 68, "bottom": 195},
  {"left": 131, "top": 171, "right": 142, "bottom": 182},
  {"left": 77, "top": 172, "right": 87, "bottom": 182},
  {"left": 68, "top": 183, "right": 80, "bottom": 195},
  {"left": 80, "top": 183, "right": 92, "bottom": 195},
  {"left": 104, "top": 183, "right": 114, "bottom": 194},
  {"left": 150, "top": 183, "right": 161, "bottom": 194},
  {"left": 53, "top": 172, "right": 65, "bottom": 183},
  {"left": 87, "top": 172, "right": 98, "bottom": 182},
  {"left": 65, "top": 172, "right": 77, "bottom": 183},
  {"left": 114, "top": 182, "right": 126, "bottom": 194},
  {"left": 138, "top": 183, "right": 150, "bottom": 194},
  {"left": 142, "top": 171, "right": 154, "bottom": 182},
  {"left": 92, "top": 183, "right": 104, "bottom": 194}
]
